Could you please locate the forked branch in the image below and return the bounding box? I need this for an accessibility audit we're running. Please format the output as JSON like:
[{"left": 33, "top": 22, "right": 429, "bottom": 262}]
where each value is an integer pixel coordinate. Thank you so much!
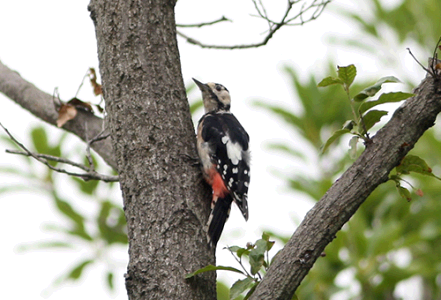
[
  {"left": 177, "top": 0, "right": 331, "bottom": 49},
  {"left": 1, "top": 123, "right": 118, "bottom": 182},
  {"left": 249, "top": 59, "right": 441, "bottom": 299}
]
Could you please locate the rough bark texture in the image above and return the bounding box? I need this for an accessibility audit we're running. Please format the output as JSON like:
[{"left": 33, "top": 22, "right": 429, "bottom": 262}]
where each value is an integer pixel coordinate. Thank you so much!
[
  {"left": 250, "top": 74, "right": 441, "bottom": 299},
  {"left": 0, "top": 60, "right": 116, "bottom": 169},
  {"left": 88, "top": 1, "right": 216, "bottom": 299},
  {"left": 2, "top": 2, "right": 441, "bottom": 299}
]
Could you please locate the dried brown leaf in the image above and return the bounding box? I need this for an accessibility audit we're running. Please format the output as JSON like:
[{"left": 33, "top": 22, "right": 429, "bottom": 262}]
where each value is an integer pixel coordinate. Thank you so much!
[
  {"left": 67, "top": 97, "right": 93, "bottom": 112},
  {"left": 57, "top": 104, "right": 77, "bottom": 127},
  {"left": 94, "top": 104, "right": 104, "bottom": 113},
  {"left": 89, "top": 68, "right": 102, "bottom": 96}
]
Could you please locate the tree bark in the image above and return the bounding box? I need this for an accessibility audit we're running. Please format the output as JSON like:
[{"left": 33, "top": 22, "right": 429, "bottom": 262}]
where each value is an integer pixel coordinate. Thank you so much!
[
  {"left": 2, "top": 1, "right": 440, "bottom": 299},
  {"left": 88, "top": 0, "right": 216, "bottom": 299},
  {"left": 250, "top": 74, "right": 441, "bottom": 299}
]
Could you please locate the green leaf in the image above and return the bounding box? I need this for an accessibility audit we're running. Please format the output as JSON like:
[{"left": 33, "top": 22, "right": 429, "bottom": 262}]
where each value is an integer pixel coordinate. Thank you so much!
[
  {"left": 97, "top": 201, "right": 128, "bottom": 245},
  {"left": 317, "top": 76, "right": 344, "bottom": 87},
  {"left": 217, "top": 281, "right": 231, "bottom": 300},
  {"left": 72, "top": 177, "right": 100, "bottom": 195},
  {"left": 189, "top": 100, "right": 203, "bottom": 115},
  {"left": 261, "top": 232, "right": 275, "bottom": 251},
  {"left": 354, "top": 76, "right": 401, "bottom": 102},
  {"left": 396, "top": 155, "right": 440, "bottom": 179},
  {"left": 67, "top": 259, "right": 94, "bottom": 280},
  {"left": 337, "top": 64, "right": 357, "bottom": 88},
  {"left": 360, "top": 110, "right": 388, "bottom": 134},
  {"left": 343, "top": 120, "right": 355, "bottom": 131},
  {"left": 249, "top": 239, "right": 267, "bottom": 275},
  {"left": 228, "top": 246, "right": 242, "bottom": 253},
  {"left": 68, "top": 227, "right": 94, "bottom": 241},
  {"left": 321, "top": 129, "right": 351, "bottom": 154},
  {"left": 53, "top": 195, "right": 85, "bottom": 228},
  {"left": 266, "top": 143, "right": 305, "bottom": 160},
  {"left": 106, "top": 271, "right": 114, "bottom": 290},
  {"left": 0, "top": 166, "right": 37, "bottom": 179},
  {"left": 186, "top": 82, "right": 197, "bottom": 94},
  {"left": 243, "top": 282, "right": 259, "bottom": 300},
  {"left": 349, "top": 136, "right": 359, "bottom": 159},
  {"left": 253, "top": 101, "right": 303, "bottom": 129},
  {"left": 31, "top": 126, "right": 49, "bottom": 153},
  {"left": 230, "top": 277, "right": 255, "bottom": 300},
  {"left": 0, "top": 184, "right": 36, "bottom": 194},
  {"left": 185, "top": 265, "right": 245, "bottom": 279},
  {"left": 0, "top": 134, "right": 25, "bottom": 152},
  {"left": 260, "top": 230, "right": 290, "bottom": 244},
  {"left": 397, "top": 185, "right": 412, "bottom": 202},
  {"left": 16, "top": 241, "right": 73, "bottom": 252},
  {"left": 359, "top": 92, "right": 414, "bottom": 114},
  {"left": 237, "top": 248, "right": 251, "bottom": 258},
  {"left": 52, "top": 193, "right": 93, "bottom": 241}
]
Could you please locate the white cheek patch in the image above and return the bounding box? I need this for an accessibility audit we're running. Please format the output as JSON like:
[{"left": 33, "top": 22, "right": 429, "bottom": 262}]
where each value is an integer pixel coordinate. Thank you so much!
[
  {"left": 222, "top": 136, "right": 229, "bottom": 144},
  {"left": 226, "top": 139, "right": 243, "bottom": 165}
]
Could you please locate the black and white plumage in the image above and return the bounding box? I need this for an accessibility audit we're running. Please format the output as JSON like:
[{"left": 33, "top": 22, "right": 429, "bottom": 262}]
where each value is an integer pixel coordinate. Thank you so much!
[{"left": 193, "top": 78, "right": 250, "bottom": 247}]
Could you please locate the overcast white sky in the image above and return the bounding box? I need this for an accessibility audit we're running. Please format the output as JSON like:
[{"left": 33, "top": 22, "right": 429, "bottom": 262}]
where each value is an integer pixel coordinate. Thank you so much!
[{"left": 0, "top": 0, "right": 425, "bottom": 299}]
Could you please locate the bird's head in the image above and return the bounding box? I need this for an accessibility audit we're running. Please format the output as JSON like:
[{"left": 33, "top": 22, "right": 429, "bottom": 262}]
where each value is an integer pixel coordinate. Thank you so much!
[{"left": 193, "top": 78, "right": 231, "bottom": 113}]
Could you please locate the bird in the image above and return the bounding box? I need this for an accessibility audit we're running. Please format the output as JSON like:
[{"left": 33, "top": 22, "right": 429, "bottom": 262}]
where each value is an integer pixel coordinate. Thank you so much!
[{"left": 193, "top": 78, "right": 250, "bottom": 247}]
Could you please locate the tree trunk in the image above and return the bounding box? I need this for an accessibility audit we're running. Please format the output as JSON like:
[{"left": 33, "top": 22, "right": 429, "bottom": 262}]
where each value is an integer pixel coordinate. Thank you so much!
[
  {"left": 88, "top": 0, "right": 216, "bottom": 299},
  {"left": 3, "top": 1, "right": 440, "bottom": 299}
]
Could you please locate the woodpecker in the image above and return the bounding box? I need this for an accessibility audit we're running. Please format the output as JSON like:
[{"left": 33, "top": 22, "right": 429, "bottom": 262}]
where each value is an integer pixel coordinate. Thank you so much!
[{"left": 193, "top": 78, "right": 250, "bottom": 247}]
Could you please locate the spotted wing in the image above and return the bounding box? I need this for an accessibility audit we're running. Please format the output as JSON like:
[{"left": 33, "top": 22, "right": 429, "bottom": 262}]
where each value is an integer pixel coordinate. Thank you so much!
[{"left": 200, "top": 112, "right": 250, "bottom": 220}]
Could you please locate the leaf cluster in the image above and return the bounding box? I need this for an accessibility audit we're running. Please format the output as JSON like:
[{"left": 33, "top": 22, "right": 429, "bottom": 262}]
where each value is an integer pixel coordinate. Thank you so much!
[
  {"left": 186, "top": 233, "right": 277, "bottom": 300},
  {"left": 256, "top": 62, "right": 441, "bottom": 298},
  {"left": 318, "top": 64, "right": 413, "bottom": 154}
]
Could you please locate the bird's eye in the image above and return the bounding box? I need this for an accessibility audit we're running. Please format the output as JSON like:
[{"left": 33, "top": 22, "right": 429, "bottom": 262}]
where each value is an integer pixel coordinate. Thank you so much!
[{"left": 215, "top": 85, "right": 222, "bottom": 91}]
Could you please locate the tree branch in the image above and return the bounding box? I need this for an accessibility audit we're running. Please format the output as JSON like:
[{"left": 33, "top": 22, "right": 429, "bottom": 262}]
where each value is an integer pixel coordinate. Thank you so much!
[
  {"left": 1, "top": 123, "right": 118, "bottom": 182},
  {"left": 249, "top": 68, "right": 441, "bottom": 299},
  {"left": 176, "top": 16, "right": 231, "bottom": 28},
  {"left": 176, "top": 0, "right": 331, "bottom": 50},
  {"left": 0, "top": 60, "right": 116, "bottom": 169}
]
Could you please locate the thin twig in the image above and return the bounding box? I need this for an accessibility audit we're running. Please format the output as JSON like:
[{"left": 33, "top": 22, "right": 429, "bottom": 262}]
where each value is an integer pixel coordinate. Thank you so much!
[
  {"left": 84, "top": 122, "right": 95, "bottom": 171},
  {"left": 284, "top": 0, "right": 329, "bottom": 25},
  {"left": 176, "top": 16, "right": 231, "bottom": 28},
  {"left": 6, "top": 149, "right": 90, "bottom": 172},
  {"left": 0, "top": 123, "right": 118, "bottom": 182},
  {"left": 84, "top": 125, "right": 111, "bottom": 171},
  {"left": 177, "top": 0, "right": 331, "bottom": 49},
  {"left": 407, "top": 48, "right": 432, "bottom": 76},
  {"left": 251, "top": 0, "right": 271, "bottom": 31},
  {"left": 429, "top": 36, "right": 441, "bottom": 75},
  {"left": 52, "top": 87, "right": 62, "bottom": 110},
  {"left": 89, "top": 130, "right": 111, "bottom": 145},
  {"left": 75, "top": 70, "right": 90, "bottom": 98},
  {"left": 225, "top": 246, "right": 253, "bottom": 278}
]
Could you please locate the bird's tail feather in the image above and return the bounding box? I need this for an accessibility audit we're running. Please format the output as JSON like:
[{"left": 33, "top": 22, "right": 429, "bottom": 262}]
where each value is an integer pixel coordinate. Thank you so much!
[{"left": 207, "top": 195, "right": 233, "bottom": 247}]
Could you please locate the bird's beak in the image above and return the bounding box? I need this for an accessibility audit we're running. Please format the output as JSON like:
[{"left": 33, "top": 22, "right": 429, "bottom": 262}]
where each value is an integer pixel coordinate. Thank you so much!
[{"left": 192, "top": 78, "right": 209, "bottom": 92}]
